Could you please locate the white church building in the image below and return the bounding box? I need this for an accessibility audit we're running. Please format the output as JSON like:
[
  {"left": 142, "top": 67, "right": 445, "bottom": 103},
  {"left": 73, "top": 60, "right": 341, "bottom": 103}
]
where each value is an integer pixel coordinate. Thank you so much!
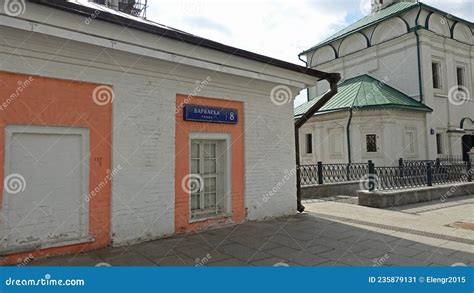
[{"left": 296, "top": 0, "right": 473, "bottom": 166}]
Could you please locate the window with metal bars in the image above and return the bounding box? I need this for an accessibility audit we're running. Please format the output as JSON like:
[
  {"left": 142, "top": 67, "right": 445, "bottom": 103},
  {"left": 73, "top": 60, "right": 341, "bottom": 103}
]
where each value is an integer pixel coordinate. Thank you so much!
[
  {"left": 190, "top": 140, "right": 226, "bottom": 220},
  {"left": 366, "top": 134, "right": 377, "bottom": 153}
]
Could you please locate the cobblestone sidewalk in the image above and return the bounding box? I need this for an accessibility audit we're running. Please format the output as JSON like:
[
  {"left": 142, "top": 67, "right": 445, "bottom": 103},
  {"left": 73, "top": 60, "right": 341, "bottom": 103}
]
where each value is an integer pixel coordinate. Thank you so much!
[{"left": 29, "top": 208, "right": 474, "bottom": 267}]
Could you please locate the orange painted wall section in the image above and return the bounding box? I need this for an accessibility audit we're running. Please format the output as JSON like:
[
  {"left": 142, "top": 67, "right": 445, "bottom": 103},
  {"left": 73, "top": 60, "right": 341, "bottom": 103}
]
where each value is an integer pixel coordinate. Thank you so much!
[
  {"left": 175, "top": 94, "right": 245, "bottom": 232},
  {"left": 0, "top": 71, "right": 112, "bottom": 265}
]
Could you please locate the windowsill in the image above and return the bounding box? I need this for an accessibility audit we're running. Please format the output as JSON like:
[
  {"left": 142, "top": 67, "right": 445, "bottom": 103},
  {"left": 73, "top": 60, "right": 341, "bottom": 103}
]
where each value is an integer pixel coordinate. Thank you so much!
[
  {"left": 189, "top": 213, "right": 231, "bottom": 224},
  {"left": 434, "top": 93, "right": 447, "bottom": 98}
]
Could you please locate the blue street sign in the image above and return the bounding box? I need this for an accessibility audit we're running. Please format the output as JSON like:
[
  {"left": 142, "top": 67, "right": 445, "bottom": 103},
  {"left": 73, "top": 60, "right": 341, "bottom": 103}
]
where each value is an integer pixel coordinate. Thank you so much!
[{"left": 184, "top": 105, "right": 238, "bottom": 124}]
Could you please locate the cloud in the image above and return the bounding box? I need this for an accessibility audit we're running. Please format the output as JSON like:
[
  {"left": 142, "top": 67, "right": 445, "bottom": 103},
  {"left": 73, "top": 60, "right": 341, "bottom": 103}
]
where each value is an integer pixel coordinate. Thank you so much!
[
  {"left": 147, "top": 0, "right": 348, "bottom": 63},
  {"left": 423, "top": 0, "right": 473, "bottom": 21},
  {"left": 184, "top": 16, "right": 232, "bottom": 36},
  {"left": 144, "top": 0, "right": 472, "bottom": 107}
]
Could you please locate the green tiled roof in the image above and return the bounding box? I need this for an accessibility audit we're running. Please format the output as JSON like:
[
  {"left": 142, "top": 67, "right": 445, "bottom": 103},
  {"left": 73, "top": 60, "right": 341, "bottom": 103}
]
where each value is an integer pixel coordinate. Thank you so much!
[
  {"left": 300, "top": 2, "right": 418, "bottom": 55},
  {"left": 294, "top": 75, "right": 432, "bottom": 118}
]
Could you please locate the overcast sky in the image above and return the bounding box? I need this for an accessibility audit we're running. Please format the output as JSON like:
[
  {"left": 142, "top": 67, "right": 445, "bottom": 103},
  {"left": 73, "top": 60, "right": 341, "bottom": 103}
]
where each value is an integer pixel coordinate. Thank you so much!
[{"left": 146, "top": 0, "right": 473, "bottom": 106}]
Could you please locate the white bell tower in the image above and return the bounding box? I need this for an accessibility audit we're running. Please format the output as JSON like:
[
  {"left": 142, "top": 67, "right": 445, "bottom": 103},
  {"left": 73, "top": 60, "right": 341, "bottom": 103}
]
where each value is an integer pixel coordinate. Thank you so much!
[{"left": 371, "top": 0, "right": 417, "bottom": 13}]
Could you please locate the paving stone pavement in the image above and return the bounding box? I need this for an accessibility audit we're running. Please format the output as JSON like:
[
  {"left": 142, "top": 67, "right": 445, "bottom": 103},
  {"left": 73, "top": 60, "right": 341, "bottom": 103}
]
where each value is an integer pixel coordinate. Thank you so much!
[{"left": 27, "top": 212, "right": 474, "bottom": 267}]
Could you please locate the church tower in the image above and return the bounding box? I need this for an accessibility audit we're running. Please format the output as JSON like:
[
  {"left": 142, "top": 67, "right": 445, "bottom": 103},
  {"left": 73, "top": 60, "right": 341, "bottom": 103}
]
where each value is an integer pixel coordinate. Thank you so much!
[{"left": 371, "top": 0, "right": 417, "bottom": 13}]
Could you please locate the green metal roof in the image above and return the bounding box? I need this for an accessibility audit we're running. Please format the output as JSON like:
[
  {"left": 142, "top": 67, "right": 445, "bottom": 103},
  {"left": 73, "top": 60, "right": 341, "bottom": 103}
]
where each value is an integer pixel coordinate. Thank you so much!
[
  {"left": 300, "top": 2, "right": 473, "bottom": 56},
  {"left": 300, "top": 1, "right": 418, "bottom": 55},
  {"left": 294, "top": 75, "right": 433, "bottom": 118}
]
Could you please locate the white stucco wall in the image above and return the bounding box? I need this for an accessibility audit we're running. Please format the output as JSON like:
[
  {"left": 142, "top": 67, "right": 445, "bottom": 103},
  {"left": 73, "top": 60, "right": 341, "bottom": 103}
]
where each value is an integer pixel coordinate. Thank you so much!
[
  {"left": 418, "top": 29, "right": 474, "bottom": 160},
  {"left": 299, "top": 109, "right": 428, "bottom": 166},
  {"left": 309, "top": 33, "right": 420, "bottom": 102}
]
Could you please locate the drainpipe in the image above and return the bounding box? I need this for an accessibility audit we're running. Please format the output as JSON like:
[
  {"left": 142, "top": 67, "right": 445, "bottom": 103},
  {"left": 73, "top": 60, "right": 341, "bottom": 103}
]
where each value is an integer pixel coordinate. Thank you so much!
[
  {"left": 415, "top": 4, "right": 431, "bottom": 160},
  {"left": 299, "top": 54, "right": 311, "bottom": 103},
  {"left": 346, "top": 107, "right": 354, "bottom": 163},
  {"left": 415, "top": 5, "right": 424, "bottom": 103},
  {"left": 295, "top": 73, "right": 341, "bottom": 212}
]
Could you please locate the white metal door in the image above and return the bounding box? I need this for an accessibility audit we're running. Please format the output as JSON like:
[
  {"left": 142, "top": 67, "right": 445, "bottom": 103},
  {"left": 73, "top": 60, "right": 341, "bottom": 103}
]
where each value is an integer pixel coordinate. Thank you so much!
[{"left": 1, "top": 126, "right": 89, "bottom": 252}]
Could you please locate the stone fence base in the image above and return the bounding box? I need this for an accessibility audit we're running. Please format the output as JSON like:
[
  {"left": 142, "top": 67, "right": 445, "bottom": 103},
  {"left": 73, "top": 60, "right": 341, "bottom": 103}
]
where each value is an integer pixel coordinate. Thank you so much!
[
  {"left": 301, "top": 181, "right": 361, "bottom": 199},
  {"left": 357, "top": 182, "right": 474, "bottom": 208}
]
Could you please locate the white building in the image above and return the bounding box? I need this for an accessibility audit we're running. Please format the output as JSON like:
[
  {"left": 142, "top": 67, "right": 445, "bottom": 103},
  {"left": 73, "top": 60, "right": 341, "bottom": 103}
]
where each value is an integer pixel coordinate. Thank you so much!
[
  {"left": 0, "top": 0, "right": 333, "bottom": 264},
  {"left": 297, "top": 0, "right": 474, "bottom": 166}
]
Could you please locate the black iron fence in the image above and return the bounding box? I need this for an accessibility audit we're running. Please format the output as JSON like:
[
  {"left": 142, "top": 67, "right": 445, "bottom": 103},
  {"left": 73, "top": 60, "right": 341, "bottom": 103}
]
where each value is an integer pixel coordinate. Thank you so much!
[
  {"left": 403, "top": 156, "right": 464, "bottom": 168},
  {"left": 299, "top": 162, "right": 368, "bottom": 186},
  {"left": 372, "top": 160, "right": 471, "bottom": 191},
  {"left": 299, "top": 158, "right": 473, "bottom": 191}
]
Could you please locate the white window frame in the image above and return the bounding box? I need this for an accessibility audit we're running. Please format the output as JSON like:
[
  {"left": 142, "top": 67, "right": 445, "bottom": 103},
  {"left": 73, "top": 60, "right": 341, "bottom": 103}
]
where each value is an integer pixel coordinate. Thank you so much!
[
  {"left": 456, "top": 65, "right": 466, "bottom": 88},
  {"left": 328, "top": 127, "right": 344, "bottom": 159},
  {"left": 431, "top": 58, "right": 444, "bottom": 91},
  {"left": 436, "top": 132, "right": 445, "bottom": 155},
  {"left": 188, "top": 133, "right": 231, "bottom": 222}
]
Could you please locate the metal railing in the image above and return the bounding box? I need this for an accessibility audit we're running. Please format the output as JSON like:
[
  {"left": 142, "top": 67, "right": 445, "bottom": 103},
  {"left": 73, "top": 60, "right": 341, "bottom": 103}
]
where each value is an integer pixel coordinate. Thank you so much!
[
  {"left": 322, "top": 163, "right": 369, "bottom": 184},
  {"left": 299, "top": 164, "right": 320, "bottom": 186},
  {"left": 371, "top": 160, "right": 471, "bottom": 191},
  {"left": 299, "top": 158, "right": 472, "bottom": 191},
  {"left": 299, "top": 162, "right": 368, "bottom": 186},
  {"left": 374, "top": 165, "right": 427, "bottom": 190}
]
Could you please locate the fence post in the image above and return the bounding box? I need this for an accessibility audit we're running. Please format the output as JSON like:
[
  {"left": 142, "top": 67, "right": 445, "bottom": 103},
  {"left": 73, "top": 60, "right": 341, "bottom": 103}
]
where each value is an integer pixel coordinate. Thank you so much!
[
  {"left": 346, "top": 164, "right": 350, "bottom": 181},
  {"left": 399, "top": 158, "right": 404, "bottom": 177},
  {"left": 368, "top": 160, "right": 375, "bottom": 191},
  {"left": 467, "top": 160, "right": 472, "bottom": 182},
  {"left": 427, "top": 162, "right": 433, "bottom": 186},
  {"left": 435, "top": 158, "right": 440, "bottom": 166},
  {"left": 317, "top": 161, "right": 323, "bottom": 185}
]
